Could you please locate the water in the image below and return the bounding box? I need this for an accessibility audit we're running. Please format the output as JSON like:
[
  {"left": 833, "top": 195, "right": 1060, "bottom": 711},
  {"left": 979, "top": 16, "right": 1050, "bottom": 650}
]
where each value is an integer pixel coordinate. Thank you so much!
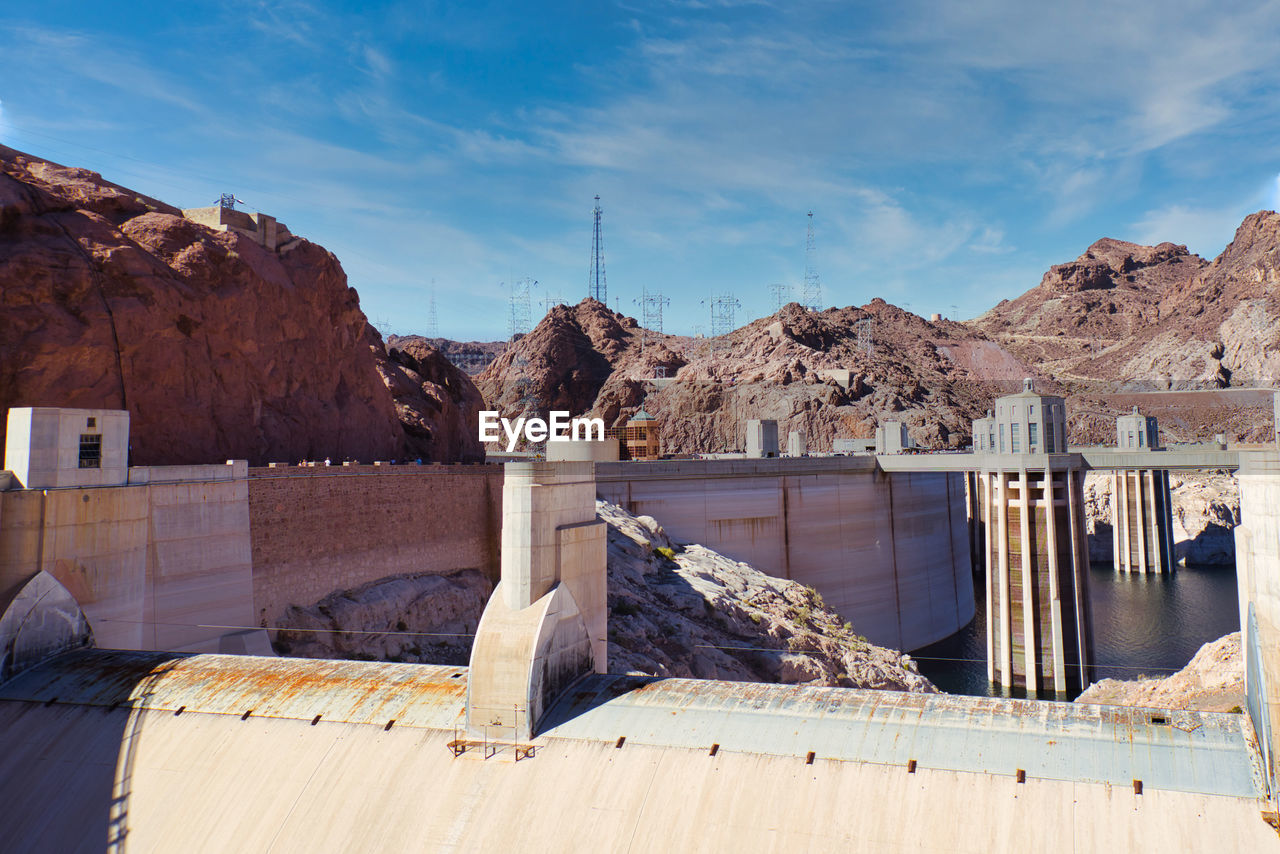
[{"left": 914, "top": 563, "right": 1240, "bottom": 698}]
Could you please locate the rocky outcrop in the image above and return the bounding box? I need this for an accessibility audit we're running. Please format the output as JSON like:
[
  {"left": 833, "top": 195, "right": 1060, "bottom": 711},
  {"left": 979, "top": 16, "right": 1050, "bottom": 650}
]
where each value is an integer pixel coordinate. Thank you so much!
[
  {"left": 388, "top": 334, "right": 506, "bottom": 376},
  {"left": 1075, "top": 632, "right": 1244, "bottom": 712},
  {"left": 599, "top": 500, "right": 936, "bottom": 691},
  {"left": 379, "top": 340, "right": 485, "bottom": 462},
  {"left": 273, "top": 569, "right": 492, "bottom": 665},
  {"left": 1082, "top": 472, "right": 1238, "bottom": 566},
  {"left": 0, "top": 145, "right": 479, "bottom": 465}
]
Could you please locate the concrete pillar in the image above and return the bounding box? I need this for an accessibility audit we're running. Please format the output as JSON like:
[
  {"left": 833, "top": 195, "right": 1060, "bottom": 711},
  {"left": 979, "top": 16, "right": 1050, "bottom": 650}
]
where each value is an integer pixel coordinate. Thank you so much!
[
  {"left": 1044, "top": 466, "right": 1067, "bottom": 693},
  {"left": 996, "top": 473, "right": 1013, "bottom": 690},
  {"left": 1141, "top": 468, "right": 1152, "bottom": 573},
  {"left": 467, "top": 462, "right": 607, "bottom": 741},
  {"left": 984, "top": 473, "right": 996, "bottom": 685},
  {"left": 1111, "top": 468, "right": 1174, "bottom": 574},
  {"left": 1018, "top": 469, "right": 1036, "bottom": 696},
  {"left": 1234, "top": 453, "right": 1280, "bottom": 806},
  {"left": 1067, "top": 467, "right": 1093, "bottom": 688}
]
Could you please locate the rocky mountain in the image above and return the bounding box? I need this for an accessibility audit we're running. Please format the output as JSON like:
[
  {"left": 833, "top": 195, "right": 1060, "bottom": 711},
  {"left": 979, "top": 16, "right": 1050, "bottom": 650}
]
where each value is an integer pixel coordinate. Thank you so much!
[
  {"left": 973, "top": 215, "right": 1280, "bottom": 443},
  {"left": 476, "top": 297, "right": 1032, "bottom": 453},
  {"left": 1075, "top": 632, "right": 1243, "bottom": 713},
  {"left": 0, "top": 145, "right": 482, "bottom": 465},
  {"left": 971, "top": 238, "right": 1206, "bottom": 381},
  {"left": 387, "top": 334, "right": 506, "bottom": 376}
]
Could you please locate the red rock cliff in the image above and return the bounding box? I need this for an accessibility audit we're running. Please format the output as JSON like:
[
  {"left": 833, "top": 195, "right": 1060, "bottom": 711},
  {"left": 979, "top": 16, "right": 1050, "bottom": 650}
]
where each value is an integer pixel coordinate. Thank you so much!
[{"left": 0, "top": 145, "right": 483, "bottom": 465}]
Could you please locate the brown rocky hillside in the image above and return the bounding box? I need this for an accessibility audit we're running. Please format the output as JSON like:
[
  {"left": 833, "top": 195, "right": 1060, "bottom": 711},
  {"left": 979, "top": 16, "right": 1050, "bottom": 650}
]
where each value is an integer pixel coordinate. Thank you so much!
[
  {"left": 476, "top": 297, "right": 1037, "bottom": 453},
  {"left": 0, "top": 145, "right": 483, "bottom": 465}
]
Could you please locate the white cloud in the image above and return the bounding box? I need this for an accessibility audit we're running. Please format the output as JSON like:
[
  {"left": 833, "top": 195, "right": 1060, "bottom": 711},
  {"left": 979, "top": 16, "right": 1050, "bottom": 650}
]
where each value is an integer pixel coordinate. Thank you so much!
[{"left": 1128, "top": 203, "right": 1251, "bottom": 259}]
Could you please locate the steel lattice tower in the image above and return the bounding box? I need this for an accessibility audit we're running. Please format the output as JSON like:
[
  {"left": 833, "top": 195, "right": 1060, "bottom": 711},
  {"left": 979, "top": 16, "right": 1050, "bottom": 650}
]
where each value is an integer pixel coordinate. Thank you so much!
[
  {"left": 426, "top": 280, "right": 439, "bottom": 339},
  {"left": 801, "top": 211, "right": 822, "bottom": 312},
  {"left": 769, "top": 282, "right": 792, "bottom": 313},
  {"left": 507, "top": 277, "right": 536, "bottom": 340},
  {"left": 588, "top": 195, "right": 607, "bottom": 304},
  {"left": 637, "top": 285, "right": 670, "bottom": 354},
  {"left": 709, "top": 293, "right": 741, "bottom": 338}
]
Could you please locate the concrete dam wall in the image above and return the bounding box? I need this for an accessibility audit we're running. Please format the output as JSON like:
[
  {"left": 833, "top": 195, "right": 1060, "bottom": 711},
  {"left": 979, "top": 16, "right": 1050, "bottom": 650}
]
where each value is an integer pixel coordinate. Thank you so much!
[
  {"left": 3, "top": 455, "right": 969, "bottom": 658},
  {"left": 596, "top": 457, "right": 976, "bottom": 651}
]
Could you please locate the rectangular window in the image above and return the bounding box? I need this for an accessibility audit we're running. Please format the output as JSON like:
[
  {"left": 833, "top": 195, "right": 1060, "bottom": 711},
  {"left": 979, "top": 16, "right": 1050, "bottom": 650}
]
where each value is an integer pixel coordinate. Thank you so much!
[
  {"left": 999, "top": 424, "right": 1005, "bottom": 453},
  {"left": 1029, "top": 423, "right": 1038, "bottom": 449},
  {"left": 1011, "top": 423, "right": 1021, "bottom": 453},
  {"left": 1138, "top": 431, "right": 1145, "bottom": 448},
  {"left": 78, "top": 434, "right": 102, "bottom": 469},
  {"left": 1128, "top": 430, "right": 1135, "bottom": 448}
]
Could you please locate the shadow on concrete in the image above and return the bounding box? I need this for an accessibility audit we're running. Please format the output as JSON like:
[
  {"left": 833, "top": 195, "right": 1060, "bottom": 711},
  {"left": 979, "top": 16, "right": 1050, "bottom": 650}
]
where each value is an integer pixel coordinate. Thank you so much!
[{"left": 0, "top": 649, "right": 188, "bottom": 853}]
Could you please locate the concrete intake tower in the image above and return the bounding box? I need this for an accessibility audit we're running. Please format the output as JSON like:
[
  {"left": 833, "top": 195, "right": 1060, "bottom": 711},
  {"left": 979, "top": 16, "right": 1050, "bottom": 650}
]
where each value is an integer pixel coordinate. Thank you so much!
[{"left": 974, "top": 381, "right": 1093, "bottom": 698}]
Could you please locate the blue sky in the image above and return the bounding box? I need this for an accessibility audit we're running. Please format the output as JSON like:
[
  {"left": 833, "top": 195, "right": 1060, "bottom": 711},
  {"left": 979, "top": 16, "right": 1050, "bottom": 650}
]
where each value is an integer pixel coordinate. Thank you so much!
[{"left": 4, "top": 1, "right": 1280, "bottom": 341}]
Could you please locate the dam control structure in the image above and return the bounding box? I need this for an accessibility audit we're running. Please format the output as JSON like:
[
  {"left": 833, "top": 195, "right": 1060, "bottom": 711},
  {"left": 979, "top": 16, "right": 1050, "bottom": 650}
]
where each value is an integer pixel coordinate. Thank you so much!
[
  {"left": 1110, "top": 408, "right": 1176, "bottom": 573},
  {"left": 971, "top": 381, "right": 1091, "bottom": 698}
]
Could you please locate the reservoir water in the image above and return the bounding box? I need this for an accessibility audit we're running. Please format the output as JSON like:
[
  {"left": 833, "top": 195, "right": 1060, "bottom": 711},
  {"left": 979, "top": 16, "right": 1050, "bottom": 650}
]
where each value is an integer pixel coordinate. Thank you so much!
[{"left": 913, "top": 562, "right": 1240, "bottom": 698}]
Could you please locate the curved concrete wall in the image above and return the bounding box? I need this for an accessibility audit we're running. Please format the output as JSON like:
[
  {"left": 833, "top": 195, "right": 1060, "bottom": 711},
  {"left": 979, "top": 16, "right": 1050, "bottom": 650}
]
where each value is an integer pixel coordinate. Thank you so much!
[{"left": 596, "top": 457, "right": 975, "bottom": 651}]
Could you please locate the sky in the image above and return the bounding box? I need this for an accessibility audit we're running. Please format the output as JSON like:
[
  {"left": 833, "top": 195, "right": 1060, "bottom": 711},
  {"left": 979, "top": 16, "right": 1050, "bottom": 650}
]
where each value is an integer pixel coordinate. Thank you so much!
[{"left": 3, "top": 1, "right": 1280, "bottom": 341}]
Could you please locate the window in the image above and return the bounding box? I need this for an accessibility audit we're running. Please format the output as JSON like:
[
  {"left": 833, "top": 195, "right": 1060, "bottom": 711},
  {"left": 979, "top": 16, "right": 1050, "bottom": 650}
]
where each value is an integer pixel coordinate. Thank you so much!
[
  {"left": 1138, "top": 431, "right": 1145, "bottom": 448},
  {"left": 1011, "top": 423, "right": 1021, "bottom": 453},
  {"left": 1029, "top": 423, "right": 1039, "bottom": 449},
  {"left": 999, "top": 424, "right": 1005, "bottom": 453},
  {"left": 1030, "top": 404, "right": 1035, "bottom": 416},
  {"left": 1128, "top": 430, "right": 1135, "bottom": 448},
  {"left": 86, "top": 416, "right": 96, "bottom": 428},
  {"left": 989, "top": 429, "right": 996, "bottom": 451},
  {"left": 78, "top": 434, "right": 102, "bottom": 469}
]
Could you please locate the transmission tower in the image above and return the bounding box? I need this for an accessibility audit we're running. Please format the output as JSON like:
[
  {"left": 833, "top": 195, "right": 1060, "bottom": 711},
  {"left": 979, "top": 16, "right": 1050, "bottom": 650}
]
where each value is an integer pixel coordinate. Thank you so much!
[
  {"left": 540, "top": 292, "right": 565, "bottom": 314},
  {"left": 708, "top": 293, "right": 741, "bottom": 338},
  {"left": 769, "top": 282, "right": 792, "bottom": 313},
  {"left": 507, "top": 277, "right": 536, "bottom": 340},
  {"left": 426, "top": 279, "right": 439, "bottom": 339},
  {"left": 588, "top": 195, "right": 607, "bottom": 304},
  {"left": 635, "top": 285, "right": 670, "bottom": 355},
  {"left": 855, "top": 318, "right": 873, "bottom": 358},
  {"left": 801, "top": 211, "right": 822, "bottom": 312}
]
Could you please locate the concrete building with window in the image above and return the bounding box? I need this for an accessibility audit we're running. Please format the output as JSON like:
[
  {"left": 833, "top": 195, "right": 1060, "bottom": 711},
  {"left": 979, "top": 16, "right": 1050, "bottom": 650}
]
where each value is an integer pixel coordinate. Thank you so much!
[
  {"left": 1116, "top": 406, "right": 1160, "bottom": 450},
  {"left": 3, "top": 407, "right": 130, "bottom": 489},
  {"left": 991, "top": 378, "right": 1067, "bottom": 455}
]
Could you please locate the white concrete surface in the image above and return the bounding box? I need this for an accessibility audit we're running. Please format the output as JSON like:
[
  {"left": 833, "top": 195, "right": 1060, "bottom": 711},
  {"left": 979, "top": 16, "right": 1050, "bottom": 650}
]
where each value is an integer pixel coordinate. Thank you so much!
[{"left": 4, "top": 408, "right": 129, "bottom": 489}]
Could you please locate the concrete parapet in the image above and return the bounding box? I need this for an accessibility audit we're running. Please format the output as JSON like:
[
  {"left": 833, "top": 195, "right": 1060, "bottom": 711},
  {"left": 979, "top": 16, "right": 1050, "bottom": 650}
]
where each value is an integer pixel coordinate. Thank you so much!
[{"left": 467, "top": 462, "right": 605, "bottom": 740}]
